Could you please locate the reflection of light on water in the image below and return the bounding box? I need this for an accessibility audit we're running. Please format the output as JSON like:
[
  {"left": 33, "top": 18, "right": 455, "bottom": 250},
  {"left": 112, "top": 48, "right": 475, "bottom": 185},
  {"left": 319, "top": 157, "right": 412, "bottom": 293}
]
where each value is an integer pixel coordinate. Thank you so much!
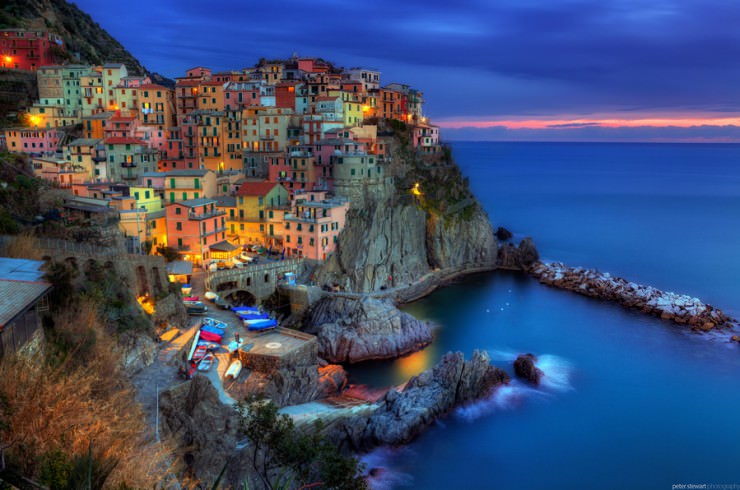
[{"left": 395, "top": 348, "right": 433, "bottom": 381}]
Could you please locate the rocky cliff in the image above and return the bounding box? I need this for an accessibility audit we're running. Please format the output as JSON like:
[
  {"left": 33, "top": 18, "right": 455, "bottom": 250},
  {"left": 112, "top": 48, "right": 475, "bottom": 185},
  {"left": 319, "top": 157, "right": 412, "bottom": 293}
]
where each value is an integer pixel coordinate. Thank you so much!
[
  {"left": 325, "top": 350, "right": 509, "bottom": 452},
  {"left": 313, "top": 123, "right": 498, "bottom": 293},
  {"left": 159, "top": 375, "right": 242, "bottom": 483},
  {"left": 304, "top": 296, "right": 433, "bottom": 363}
]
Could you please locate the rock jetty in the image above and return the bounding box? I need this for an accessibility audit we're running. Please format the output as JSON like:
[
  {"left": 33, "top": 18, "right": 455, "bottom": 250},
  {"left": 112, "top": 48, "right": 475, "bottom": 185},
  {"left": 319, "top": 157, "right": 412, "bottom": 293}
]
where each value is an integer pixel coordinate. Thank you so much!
[
  {"left": 325, "top": 350, "right": 509, "bottom": 452},
  {"left": 304, "top": 296, "right": 433, "bottom": 363},
  {"left": 529, "top": 262, "right": 736, "bottom": 331}
]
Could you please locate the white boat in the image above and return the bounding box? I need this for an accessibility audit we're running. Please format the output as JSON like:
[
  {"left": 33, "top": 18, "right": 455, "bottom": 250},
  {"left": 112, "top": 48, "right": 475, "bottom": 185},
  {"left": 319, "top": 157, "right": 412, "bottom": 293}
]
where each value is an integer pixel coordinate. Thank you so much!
[
  {"left": 225, "top": 360, "right": 242, "bottom": 380},
  {"left": 187, "top": 329, "right": 201, "bottom": 361},
  {"left": 202, "top": 317, "right": 228, "bottom": 329},
  {"left": 204, "top": 291, "right": 218, "bottom": 301}
]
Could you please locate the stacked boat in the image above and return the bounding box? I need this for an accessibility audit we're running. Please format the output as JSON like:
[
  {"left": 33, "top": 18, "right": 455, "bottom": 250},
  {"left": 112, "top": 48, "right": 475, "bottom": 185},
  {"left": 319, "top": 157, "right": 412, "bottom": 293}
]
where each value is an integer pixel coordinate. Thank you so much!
[
  {"left": 186, "top": 318, "right": 229, "bottom": 374},
  {"left": 231, "top": 306, "right": 278, "bottom": 332}
]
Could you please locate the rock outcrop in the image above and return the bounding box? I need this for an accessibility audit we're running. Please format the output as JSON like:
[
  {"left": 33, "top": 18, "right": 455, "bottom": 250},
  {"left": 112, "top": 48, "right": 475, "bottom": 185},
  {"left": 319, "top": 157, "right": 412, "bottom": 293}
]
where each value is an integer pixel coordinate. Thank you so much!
[
  {"left": 530, "top": 262, "right": 737, "bottom": 330},
  {"left": 159, "top": 375, "right": 242, "bottom": 482},
  {"left": 495, "top": 227, "right": 513, "bottom": 241},
  {"left": 514, "top": 353, "right": 543, "bottom": 385},
  {"left": 497, "top": 237, "right": 539, "bottom": 270},
  {"left": 228, "top": 362, "right": 348, "bottom": 407},
  {"left": 313, "top": 128, "right": 498, "bottom": 294},
  {"left": 153, "top": 292, "right": 188, "bottom": 329},
  {"left": 325, "top": 351, "right": 509, "bottom": 452},
  {"left": 116, "top": 331, "right": 158, "bottom": 373},
  {"left": 304, "top": 296, "right": 433, "bottom": 363}
]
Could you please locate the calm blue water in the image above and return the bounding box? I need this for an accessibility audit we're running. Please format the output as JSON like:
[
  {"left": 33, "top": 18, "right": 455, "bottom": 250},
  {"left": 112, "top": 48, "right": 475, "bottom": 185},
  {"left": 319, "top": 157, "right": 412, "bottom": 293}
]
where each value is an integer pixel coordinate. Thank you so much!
[{"left": 354, "top": 142, "right": 740, "bottom": 490}]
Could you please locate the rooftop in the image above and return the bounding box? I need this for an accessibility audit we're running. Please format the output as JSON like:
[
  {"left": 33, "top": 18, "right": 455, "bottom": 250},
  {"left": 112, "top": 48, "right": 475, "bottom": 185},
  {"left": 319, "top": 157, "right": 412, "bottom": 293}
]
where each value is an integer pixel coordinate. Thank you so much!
[
  {"left": 0, "top": 258, "right": 51, "bottom": 330},
  {"left": 165, "top": 169, "right": 210, "bottom": 177},
  {"left": 237, "top": 181, "right": 283, "bottom": 197},
  {"left": 177, "top": 197, "right": 218, "bottom": 208},
  {"left": 67, "top": 138, "right": 102, "bottom": 147}
]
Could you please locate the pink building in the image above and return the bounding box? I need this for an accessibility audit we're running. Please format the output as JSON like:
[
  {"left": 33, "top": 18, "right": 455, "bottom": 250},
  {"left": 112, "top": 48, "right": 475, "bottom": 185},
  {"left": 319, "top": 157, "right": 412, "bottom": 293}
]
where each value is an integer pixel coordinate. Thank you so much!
[
  {"left": 314, "top": 137, "right": 366, "bottom": 165},
  {"left": 284, "top": 194, "right": 349, "bottom": 260},
  {"left": 223, "top": 81, "right": 261, "bottom": 110},
  {"left": 165, "top": 197, "right": 227, "bottom": 265},
  {"left": 103, "top": 114, "right": 138, "bottom": 139},
  {"left": 4, "top": 127, "right": 62, "bottom": 155},
  {"left": 412, "top": 124, "right": 440, "bottom": 154}
]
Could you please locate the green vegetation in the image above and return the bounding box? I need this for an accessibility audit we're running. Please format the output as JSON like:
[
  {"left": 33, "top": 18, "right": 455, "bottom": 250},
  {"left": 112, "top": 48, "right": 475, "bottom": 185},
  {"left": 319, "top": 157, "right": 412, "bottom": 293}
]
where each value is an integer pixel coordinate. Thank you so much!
[{"left": 238, "top": 398, "right": 367, "bottom": 490}]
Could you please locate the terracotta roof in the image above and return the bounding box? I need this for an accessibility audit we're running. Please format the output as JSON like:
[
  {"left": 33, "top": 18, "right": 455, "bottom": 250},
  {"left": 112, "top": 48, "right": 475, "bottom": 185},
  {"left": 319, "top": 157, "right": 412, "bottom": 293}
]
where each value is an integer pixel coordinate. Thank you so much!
[
  {"left": 236, "top": 181, "right": 282, "bottom": 197},
  {"left": 104, "top": 137, "right": 146, "bottom": 145}
]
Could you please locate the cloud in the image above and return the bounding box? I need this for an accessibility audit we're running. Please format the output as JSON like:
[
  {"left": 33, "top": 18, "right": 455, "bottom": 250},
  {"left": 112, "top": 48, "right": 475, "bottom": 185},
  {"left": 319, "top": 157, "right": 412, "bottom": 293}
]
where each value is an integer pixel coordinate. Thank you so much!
[{"left": 72, "top": 0, "right": 740, "bottom": 126}]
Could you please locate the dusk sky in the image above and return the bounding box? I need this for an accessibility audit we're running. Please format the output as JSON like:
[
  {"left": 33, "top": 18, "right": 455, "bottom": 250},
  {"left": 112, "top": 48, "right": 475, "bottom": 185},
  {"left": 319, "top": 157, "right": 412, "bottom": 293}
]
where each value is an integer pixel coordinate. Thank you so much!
[{"left": 74, "top": 0, "right": 740, "bottom": 141}]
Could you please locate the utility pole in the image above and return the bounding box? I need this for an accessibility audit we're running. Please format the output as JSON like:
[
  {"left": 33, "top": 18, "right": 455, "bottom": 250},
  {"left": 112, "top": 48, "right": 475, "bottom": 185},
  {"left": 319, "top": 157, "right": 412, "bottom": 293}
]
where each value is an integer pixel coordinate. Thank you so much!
[{"left": 155, "top": 380, "right": 160, "bottom": 443}]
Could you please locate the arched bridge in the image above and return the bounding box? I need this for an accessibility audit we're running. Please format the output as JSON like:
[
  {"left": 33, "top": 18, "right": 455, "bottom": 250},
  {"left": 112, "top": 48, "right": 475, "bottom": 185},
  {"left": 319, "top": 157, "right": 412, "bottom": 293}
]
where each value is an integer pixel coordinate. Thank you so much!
[{"left": 205, "top": 258, "right": 304, "bottom": 304}]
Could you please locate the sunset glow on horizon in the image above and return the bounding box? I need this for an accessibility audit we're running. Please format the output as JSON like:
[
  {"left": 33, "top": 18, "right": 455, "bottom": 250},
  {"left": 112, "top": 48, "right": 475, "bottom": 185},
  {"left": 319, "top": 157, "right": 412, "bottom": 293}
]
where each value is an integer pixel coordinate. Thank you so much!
[{"left": 436, "top": 116, "right": 740, "bottom": 130}]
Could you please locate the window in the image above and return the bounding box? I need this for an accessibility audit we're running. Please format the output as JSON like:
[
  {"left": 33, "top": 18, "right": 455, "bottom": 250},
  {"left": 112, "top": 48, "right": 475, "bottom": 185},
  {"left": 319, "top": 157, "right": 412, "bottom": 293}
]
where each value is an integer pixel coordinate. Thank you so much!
[
  {"left": 309, "top": 238, "right": 315, "bottom": 247},
  {"left": 170, "top": 192, "right": 175, "bottom": 203},
  {"left": 297, "top": 236, "right": 303, "bottom": 245},
  {"left": 177, "top": 238, "right": 183, "bottom": 248},
  {"left": 286, "top": 235, "right": 291, "bottom": 243},
  {"left": 176, "top": 222, "right": 182, "bottom": 231}
]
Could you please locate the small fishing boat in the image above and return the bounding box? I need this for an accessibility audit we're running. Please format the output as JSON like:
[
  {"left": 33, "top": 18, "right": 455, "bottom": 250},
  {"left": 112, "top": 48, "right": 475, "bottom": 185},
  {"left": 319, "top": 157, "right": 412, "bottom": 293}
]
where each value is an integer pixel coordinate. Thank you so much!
[
  {"left": 245, "top": 319, "right": 278, "bottom": 331},
  {"left": 231, "top": 306, "right": 260, "bottom": 313},
  {"left": 236, "top": 311, "right": 269, "bottom": 320},
  {"left": 198, "top": 329, "right": 223, "bottom": 343},
  {"left": 202, "top": 318, "right": 228, "bottom": 329},
  {"left": 183, "top": 296, "right": 199, "bottom": 302},
  {"left": 191, "top": 344, "right": 207, "bottom": 362},
  {"left": 197, "top": 354, "right": 215, "bottom": 371},
  {"left": 225, "top": 360, "right": 242, "bottom": 380},
  {"left": 187, "top": 329, "right": 201, "bottom": 361},
  {"left": 201, "top": 324, "right": 226, "bottom": 336},
  {"left": 197, "top": 340, "right": 220, "bottom": 352}
]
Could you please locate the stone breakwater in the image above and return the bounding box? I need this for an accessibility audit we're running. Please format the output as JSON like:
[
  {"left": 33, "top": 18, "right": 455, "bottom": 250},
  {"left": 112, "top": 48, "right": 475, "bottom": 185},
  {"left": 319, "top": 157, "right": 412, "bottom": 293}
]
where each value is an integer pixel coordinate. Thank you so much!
[{"left": 529, "top": 262, "right": 737, "bottom": 331}]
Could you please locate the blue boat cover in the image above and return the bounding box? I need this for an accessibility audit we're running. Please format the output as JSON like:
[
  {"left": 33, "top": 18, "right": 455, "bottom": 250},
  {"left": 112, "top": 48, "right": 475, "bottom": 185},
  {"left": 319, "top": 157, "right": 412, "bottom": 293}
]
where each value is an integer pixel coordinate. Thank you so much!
[
  {"left": 201, "top": 324, "right": 226, "bottom": 335},
  {"left": 247, "top": 319, "right": 278, "bottom": 331},
  {"left": 237, "top": 312, "right": 269, "bottom": 320}
]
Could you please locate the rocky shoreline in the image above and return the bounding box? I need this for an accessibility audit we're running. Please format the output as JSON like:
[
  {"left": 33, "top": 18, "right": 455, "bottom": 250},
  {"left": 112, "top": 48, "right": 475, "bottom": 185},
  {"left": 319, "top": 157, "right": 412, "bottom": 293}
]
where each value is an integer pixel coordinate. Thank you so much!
[
  {"left": 324, "top": 350, "right": 509, "bottom": 452},
  {"left": 529, "top": 261, "right": 737, "bottom": 331}
]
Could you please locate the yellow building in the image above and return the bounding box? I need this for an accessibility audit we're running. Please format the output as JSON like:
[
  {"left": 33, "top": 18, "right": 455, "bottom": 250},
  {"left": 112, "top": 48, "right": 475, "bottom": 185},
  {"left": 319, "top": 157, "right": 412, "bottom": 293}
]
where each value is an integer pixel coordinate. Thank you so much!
[
  {"left": 129, "top": 186, "right": 163, "bottom": 212},
  {"left": 234, "top": 181, "right": 289, "bottom": 245},
  {"left": 139, "top": 84, "right": 175, "bottom": 131},
  {"left": 64, "top": 138, "right": 102, "bottom": 180},
  {"left": 164, "top": 169, "right": 217, "bottom": 204},
  {"left": 241, "top": 106, "right": 294, "bottom": 153},
  {"left": 198, "top": 81, "right": 225, "bottom": 111}
]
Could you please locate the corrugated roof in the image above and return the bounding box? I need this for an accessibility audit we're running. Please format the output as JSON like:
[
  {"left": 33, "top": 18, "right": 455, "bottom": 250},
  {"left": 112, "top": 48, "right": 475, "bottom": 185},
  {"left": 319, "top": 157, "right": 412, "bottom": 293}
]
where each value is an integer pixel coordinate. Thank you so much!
[
  {"left": 166, "top": 260, "right": 193, "bottom": 276},
  {"left": 209, "top": 240, "right": 238, "bottom": 252},
  {"left": 0, "top": 280, "right": 51, "bottom": 329},
  {"left": 177, "top": 197, "right": 217, "bottom": 208},
  {"left": 67, "top": 138, "right": 102, "bottom": 147},
  {"left": 0, "top": 258, "right": 45, "bottom": 282}
]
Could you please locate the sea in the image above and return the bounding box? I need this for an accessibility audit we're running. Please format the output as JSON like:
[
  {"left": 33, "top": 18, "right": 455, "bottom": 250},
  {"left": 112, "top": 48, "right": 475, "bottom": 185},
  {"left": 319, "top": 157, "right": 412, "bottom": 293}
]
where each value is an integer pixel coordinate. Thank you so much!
[{"left": 351, "top": 142, "right": 740, "bottom": 490}]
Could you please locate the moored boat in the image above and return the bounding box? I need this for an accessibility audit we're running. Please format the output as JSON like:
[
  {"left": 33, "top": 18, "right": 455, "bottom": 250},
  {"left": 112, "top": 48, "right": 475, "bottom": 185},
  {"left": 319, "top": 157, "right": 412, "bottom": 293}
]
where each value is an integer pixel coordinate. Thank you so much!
[
  {"left": 197, "top": 354, "right": 215, "bottom": 371},
  {"left": 245, "top": 318, "right": 278, "bottom": 331},
  {"left": 225, "top": 360, "right": 242, "bottom": 380}
]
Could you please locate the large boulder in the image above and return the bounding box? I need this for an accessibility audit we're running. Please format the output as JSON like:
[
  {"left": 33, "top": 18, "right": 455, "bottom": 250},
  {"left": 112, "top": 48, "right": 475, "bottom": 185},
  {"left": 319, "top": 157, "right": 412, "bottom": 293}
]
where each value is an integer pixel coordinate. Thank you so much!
[
  {"left": 304, "top": 296, "right": 432, "bottom": 363},
  {"left": 514, "top": 353, "right": 543, "bottom": 385}
]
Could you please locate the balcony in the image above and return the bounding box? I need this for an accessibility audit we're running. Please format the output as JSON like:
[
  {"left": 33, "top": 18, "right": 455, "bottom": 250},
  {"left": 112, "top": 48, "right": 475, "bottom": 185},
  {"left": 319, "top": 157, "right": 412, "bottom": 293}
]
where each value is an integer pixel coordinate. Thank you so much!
[
  {"left": 188, "top": 209, "right": 226, "bottom": 220},
  {"left": 203, "top": 226, "right": 227, "bottom": 237}
]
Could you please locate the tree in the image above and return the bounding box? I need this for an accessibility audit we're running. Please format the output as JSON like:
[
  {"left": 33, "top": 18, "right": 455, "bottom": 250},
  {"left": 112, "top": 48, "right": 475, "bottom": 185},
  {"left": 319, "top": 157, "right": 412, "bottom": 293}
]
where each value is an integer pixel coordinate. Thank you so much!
[
  {"left": 237, "top": 399, "right": 366, "bottom": 490},
  {"left": 155, "top": 245, "right": 180, "bottom": 262}
]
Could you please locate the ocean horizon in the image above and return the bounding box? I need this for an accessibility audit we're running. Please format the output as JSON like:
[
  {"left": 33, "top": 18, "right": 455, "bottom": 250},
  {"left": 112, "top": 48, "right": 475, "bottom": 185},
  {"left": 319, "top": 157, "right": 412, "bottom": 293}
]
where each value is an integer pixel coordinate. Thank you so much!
[{"left": 356, "top": 141, "right": 740, "bottom": 490}]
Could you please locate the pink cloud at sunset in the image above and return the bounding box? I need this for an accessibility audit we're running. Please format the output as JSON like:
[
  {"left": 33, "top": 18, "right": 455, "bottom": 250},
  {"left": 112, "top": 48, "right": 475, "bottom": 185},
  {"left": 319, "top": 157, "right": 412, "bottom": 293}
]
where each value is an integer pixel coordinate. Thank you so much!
[{"left": 435, "top": 116, "right": 740, "bottom": 130}]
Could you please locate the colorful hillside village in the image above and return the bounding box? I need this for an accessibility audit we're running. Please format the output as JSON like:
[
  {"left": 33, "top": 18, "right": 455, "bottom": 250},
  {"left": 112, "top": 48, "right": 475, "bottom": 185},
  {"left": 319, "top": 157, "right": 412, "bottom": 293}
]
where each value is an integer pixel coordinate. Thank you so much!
[{"left": 1, "top": 32, "right": 442, "bottom": 268}]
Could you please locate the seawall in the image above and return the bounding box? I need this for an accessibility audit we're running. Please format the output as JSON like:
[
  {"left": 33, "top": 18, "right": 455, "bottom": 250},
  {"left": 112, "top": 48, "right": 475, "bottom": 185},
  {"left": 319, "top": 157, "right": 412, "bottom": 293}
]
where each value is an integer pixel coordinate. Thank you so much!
[{"left": 528, "top": 261, "right": 737, "bottom": 331}]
